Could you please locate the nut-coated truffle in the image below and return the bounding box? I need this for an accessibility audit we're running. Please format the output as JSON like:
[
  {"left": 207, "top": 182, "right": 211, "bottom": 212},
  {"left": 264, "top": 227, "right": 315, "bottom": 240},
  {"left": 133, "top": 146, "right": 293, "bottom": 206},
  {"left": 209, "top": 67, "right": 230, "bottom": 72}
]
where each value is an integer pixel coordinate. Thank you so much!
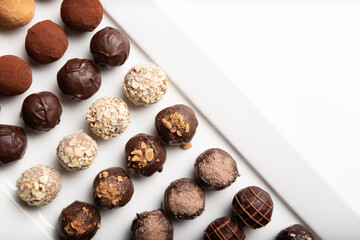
[
  {"left": 0, "top": 55, "right": 32, "bottom": 96},
  {"left": 58, "top": 201, "right": 101, "bottom": 240},
  {"left": 25, "top": 20, "right": 68, "bottom": 64},
  {"left": 164, "top": 178, "right": 205, "bottom": 220},
  {"left": 0, "top": 124, "right": 27, "bottom": 164},
  {"left": 21, "top": 91, "right": 62, "bottom": 131},
  {"left": 204, "top": 216, "right": 246, "bottom": 240},
  {"left": 125, "top": 133, "right": 167, "bottom": 177},
  {"left": 0, "top": 0, "right": 34, "bottom": 28},
  {"left": 232, "top": 186, "right": 273, "bottom": 229},
  {"left": 275, "top": 224, "right": 316, "bottom": 240}
]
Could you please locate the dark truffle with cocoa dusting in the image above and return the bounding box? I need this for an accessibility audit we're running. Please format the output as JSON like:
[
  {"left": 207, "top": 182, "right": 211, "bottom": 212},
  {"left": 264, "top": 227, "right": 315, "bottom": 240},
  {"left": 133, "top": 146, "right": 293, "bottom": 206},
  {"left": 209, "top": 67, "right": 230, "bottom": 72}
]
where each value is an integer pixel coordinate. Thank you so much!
[
  {"left": 195, "top": 148, "right": 239, "bottom": 190},
  {"left": 0, "top": 124, "right": 27, "bottom": 164},
  {"left": 125, "top": 133, "right": 167, "bottom": 177},
  {"left": 131, "top": 209, "right": 173, "bottom": 240},
  {"left": 155, "top": 104, "right": 198, "bottom": 149},
  {"left": 164, "top": 178, "right": 205, "bottom": 220},
  {"left": 58, "top": 201, "right": 101, "bottom": 240},
  {"left": 275, "top": 224, "right": 316, "bottom": 240},
  {"left": 93, "top": 167, "right": 134, "bottom": 209},
  {"left": 203, "top": 216, "right": 246, "bottom": 240}
]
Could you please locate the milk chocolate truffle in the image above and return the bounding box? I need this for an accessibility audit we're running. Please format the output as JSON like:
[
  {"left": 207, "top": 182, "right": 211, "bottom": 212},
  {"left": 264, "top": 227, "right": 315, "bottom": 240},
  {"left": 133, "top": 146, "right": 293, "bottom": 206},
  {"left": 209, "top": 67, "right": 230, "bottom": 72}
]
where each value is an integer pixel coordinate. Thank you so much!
[
  {"left": 25, "top": 20, "right": 68, "bottom": 64},
  {"left": 86, "top": 96, "right": 130, "bottom": 139},
  {"left": 57, "top": 58, "right": 101, "bottom": 101},
  {"left": 58, "top": 201, "right": 101, "bottom": 240},
  {"left": 0, "top": 124, "right": 27, "bottom": 164},
  {"left": 90, "top": 27, "right": 130, "bottom": 67},
  {"left": 275, "top": 224, "right": 316, "bottom": 240},
  {"left": 16, "top": 164, "right": 62, "bottom": 207},
  {"left": 125, "top": 134, "right": 167, "bottom": 177},
  {"left": 93, "top": 167, "right": 134, "bottom": 209},
  {"left": 204, "top": 216, "right": 246, "bottom": 240},
  {"left": 232, "top": 186, "right": 273, "bottom": 229},
  {"left": 131, "top": 209, "right": 173, "bottom": 240},
  {"left": 0, "top": 0, "right": 34, "bottom": 28},
  {"left": 21, "top": 91, "right": 62, "bottom": 131},
  {"left": 195, "top": 148, "right": 239, "bottom": 190},
  {"left": 164, "top": 178, "right": 205, "bottom": 220},
  {"left": 0, "top": 55, "right": 32, "bottom": 96},
  {"left": 155, "top": 104, "right": 198, "bottom": 149},
  {"left": 61, "top": 0, "right": 103, "bottom": 32}
]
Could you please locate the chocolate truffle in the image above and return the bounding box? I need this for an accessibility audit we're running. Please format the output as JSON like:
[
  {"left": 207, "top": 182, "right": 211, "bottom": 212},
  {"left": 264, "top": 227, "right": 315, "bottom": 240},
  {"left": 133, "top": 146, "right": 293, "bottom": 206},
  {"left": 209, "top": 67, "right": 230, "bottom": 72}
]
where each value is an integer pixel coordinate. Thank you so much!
[
  {"left": 0, "top": 55, "right": 32, "bottom": 96},
  {"left": 58, "top": 201, "right": 101, "bottom": 240},
  {"left": 155, "top": 104, "right": 198, "bottom": 149},
  {"left": 164, "top": 178, "right": 205, "bottom": 220},
  {"left": 195, "top": 148, "right": 239, "bottom": 190},
  {"left": 275, "top": 224, "right": 316, "bottom": 240},
  {"left": 61, "top": 0, "right": 103, "bottom": 32},
  {"left": 93, "top": 167, "right": 134, "bottom": 209},
  {"left": 0, "top": 124, "right": 27, "bottom": 164},
  {"left": 232, "top": 186, "right": 273, "bottom": 229},
  {"left": 86, "top": 96, "right": 130, "bottom": 140},
  {"left": 25, "top": 20, "right": 68, "bottom": 64},
  {"left": 21, "top": 91, "right": 62, "bottom": 131},
  {"left": 57, "top": 131, "right": 98, "bottom": 171},
  {"left": 90, "top": 26, "right": 130, "bottom": 67},
  {"left": 16, "top": 164, "right": 62, "bottom": 207},
  {"left": 57, "top": 58, "right": 101, "bottom": 101},
  {"left": 123, "top": 63, "right": 168, "bottom": 106},
  {"left": 204, "top": 216, "right": 246, "bottom": 240},
  {"left": 131, "top": 209, "right": 173, "bottom": 240},
  {"left": 125, "top": 133, "right": 167, "bottom": 177},
  {"left": 0, "top": 0, "right": 34, "bottom": 28}
]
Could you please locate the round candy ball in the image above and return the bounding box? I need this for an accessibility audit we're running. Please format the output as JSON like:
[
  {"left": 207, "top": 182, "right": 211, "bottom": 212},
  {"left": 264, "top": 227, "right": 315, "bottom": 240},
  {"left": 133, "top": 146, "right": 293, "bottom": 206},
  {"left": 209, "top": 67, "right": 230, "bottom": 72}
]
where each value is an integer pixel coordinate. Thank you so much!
[
  {"left": 275, "top": 224, "right": 316, "bottom": 240},
  {"left": 123, "top": 63, "right": 167, "bottom": 106},
  {"left": 16, "top": 164, "right": 62, "bottom": 207},
  {"left": 232, "top": 186, "right": 274, "bottom": 229},
  {"left": 25, "top": 20, "right": 68, "bottom": 64},
  {"left": 0, "top": 124, "right": 27, "bottom": 164},
  {"left": 204, "top": 216, "right": 246, "bottom": 240},
  {"left": 0, "top": 0, "right": 34, "bottom": 28}
]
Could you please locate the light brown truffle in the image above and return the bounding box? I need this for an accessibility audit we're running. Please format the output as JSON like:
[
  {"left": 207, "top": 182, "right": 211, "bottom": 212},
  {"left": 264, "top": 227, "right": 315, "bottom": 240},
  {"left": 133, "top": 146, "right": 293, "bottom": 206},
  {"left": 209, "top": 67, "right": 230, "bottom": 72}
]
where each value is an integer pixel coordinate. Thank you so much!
[{"left": 0, "top": 0, "right": 34, "bottom": 28}]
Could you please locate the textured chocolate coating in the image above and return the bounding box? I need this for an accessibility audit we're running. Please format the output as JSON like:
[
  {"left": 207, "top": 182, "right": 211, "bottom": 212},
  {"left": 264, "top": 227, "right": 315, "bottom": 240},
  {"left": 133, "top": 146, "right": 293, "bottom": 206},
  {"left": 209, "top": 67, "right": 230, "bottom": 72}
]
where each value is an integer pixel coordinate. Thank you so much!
[
  {"left": 0, "top": 124, "right": 27, "bottom": 164},
  {"left": 195, "top": 148, "right": 239, "bottom": 190},
  {"left": 90, "top": 26, "right": 130, "bottom": 67},
  {"left": 21, "top": 91, "right": 62, "bottom": 131},
  {"left": 204, "top": 216, "right": 246, "bottom": 240},
  {"left": 164, "top": 178, "right": 205, "bottom": 220},
  {"left": 58, "top": 201, "right": 101, "bottom": 240},
  {"left": 93, "top": 167, "right": 134, "bottom": 209},
  {"left": 131, "top": 209, "right": 173, "bottom": 240},
  {"left": 57, "top": 58, "right": 101, "bottom": 101},
  {"left": 155, "top": 104, "right": 198, "bottom": 146},
  {"left": 275, "top": 224, "right": 316, "bottom": 240},
  {"left": 232, "top": 186, "right": 273, "bottom": 229},
  {"left": 125, "top": 133, "right": 167, "bottom": 177}
]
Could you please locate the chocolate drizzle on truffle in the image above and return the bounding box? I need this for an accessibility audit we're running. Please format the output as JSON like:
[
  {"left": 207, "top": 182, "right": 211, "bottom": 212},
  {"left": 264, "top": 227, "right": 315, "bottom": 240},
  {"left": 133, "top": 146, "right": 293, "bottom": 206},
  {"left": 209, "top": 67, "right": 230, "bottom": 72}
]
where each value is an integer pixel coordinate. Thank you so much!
[
  {"left": 0, "top": 124, "right": 27, "bottom": 164},
  {"left": 204, "top": 216, "right": 246, "bottom": 240}
]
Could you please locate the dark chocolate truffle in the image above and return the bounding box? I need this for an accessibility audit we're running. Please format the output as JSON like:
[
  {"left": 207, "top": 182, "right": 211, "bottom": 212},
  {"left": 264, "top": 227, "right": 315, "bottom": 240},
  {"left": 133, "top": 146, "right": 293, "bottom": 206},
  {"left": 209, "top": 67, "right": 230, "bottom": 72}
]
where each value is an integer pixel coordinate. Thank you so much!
[
  {"left": 58, "top": 201, "right": 101, "bottom": 240},
  {"left": 155, "top": 104, "right": 198, "bottom": 149},
  {"left": 93, "top": 167, "right": 134, "bottom": 209},
  {"left": 25, "top": 20, "right": 68, "bottom": 64},
  {"left": 57, "top": 58, "right": 101, "bottom": 101},
  {"left": 21, "top": 91, "right": 62, "bottom": 131},
  {"left": 164, "top": 178, "right": 205, "bottom": 220},
  {"left": 125, "top": 133, "right": 167, "bottom": 177},
  {"left": 90, "top": 26, "right": 130, "bottom": 67},
  {"left": 232, "top": 186, "right": 273, "bottom": 229},
  {"left": 131, "top": 209, "right": 173, "bottom": 240},
  {"left": 61, "top": 0, "right": 103, "bottom": 32},
  {"left": 275, "top": 224, "right": 316, "bottom": 240},
  {"left": 195, "top": 148, "right": 239, "bottom": 190},
  {"left": 204, "top": 216, "right": 246, "bottom": 240},
  {"left": 0, "top": 55, "right": 32, "bottom": 96},
  {"left": 0, "top": 124, "right": 27, "bottom": 164}
]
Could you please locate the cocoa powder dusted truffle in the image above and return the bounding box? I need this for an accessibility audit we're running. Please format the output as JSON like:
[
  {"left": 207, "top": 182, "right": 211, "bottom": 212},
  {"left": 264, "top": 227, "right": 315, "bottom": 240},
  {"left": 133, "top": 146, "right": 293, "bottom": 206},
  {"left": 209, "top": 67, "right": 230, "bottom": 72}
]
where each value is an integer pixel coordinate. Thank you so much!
[
  {"left": 93, "top": 167, "right": 134, "bottom": 209},
  {"left": 164, "top": 178, "right": 205, "bottom": 220},
  {"left": 0, "top": 124, "right": 27, "bottom": 164},
  {"left": 0, "top": 55, "right": 32, "bottom": 96},
  {"left": 275, "top": 224, "right": 316, "bottom": 240},
  {"left": 204, "top": 216, "right": 246, "bottom": 240},
  {"left": 232, "top": 186, "right": 273, "bottom": 229},
  {"left": 131, "top": 209, "right": 173, "bottom": 240},
  {"left": 16, "top": 164, "right": 62, "bottom": 207},
  {"left": 58, "top": 201, "right": 101, "bottom": 240},
  {"left": 25, "top": 20, "right": 68, "bottom": 64},
  {"left": 125, "top": 134, "right": 167, "bottom": 177},
  {"left": 0, "top": 0, "right": 34, "bottom": 28},
  {"left": 195, "top": 148, "right": 239, "bottom": 190}
]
